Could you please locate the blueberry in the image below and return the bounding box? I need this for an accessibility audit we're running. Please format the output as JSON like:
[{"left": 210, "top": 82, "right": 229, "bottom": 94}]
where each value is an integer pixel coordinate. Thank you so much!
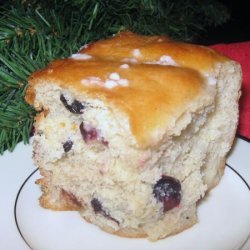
[
  {"left": 91, "top": 198, "right": 119, "bottom": 224},
  {"left": 63, "top": 140, "right": 73, "bottom": 152},
  {"left": 30, "top": 125, "right": 35, "bottom": 136},
  {"left": 60, "top": 94, "right": 85, "bottom": 114},
  {"left": 153, "top": 175, "right": 181, "bottom": 212},
  {"left": 91, "top": 198, "right": 103, "bottom": 213},
  {"left": 79, "top": 122, "right": 97, "bottom": 142}
]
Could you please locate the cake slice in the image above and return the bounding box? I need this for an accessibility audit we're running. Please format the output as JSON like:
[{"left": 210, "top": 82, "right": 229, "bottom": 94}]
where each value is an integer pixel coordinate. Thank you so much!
[{"left": 25, "top": 31, "right": 241, "bottom": 241}]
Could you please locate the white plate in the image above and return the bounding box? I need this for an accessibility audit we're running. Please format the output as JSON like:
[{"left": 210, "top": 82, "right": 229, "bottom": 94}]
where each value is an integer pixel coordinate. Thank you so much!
[{"left": 0, "top": 137, "right": 249, "bottom": 250}]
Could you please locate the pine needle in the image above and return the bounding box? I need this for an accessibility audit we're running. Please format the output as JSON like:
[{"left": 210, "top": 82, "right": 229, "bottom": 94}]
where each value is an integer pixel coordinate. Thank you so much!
[{"left": 0, "top": 0, "right": 229, "bottom": 154}]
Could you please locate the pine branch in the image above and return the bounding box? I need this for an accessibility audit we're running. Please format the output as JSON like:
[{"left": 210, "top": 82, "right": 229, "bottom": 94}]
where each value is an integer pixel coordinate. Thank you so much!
[{"left": 0, "top": 0, "right": 230, "bottom": 154}]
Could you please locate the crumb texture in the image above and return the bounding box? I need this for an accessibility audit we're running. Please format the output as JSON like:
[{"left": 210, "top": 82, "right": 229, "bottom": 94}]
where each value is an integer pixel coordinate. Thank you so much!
[{"left": 27, "top": 32, "right": 241, "bottom": 241}]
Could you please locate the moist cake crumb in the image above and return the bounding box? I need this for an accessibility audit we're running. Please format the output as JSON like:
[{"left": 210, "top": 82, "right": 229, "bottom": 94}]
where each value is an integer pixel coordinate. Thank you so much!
[{"left": 26, "top": 31, "right": 241, "bottom": 241}]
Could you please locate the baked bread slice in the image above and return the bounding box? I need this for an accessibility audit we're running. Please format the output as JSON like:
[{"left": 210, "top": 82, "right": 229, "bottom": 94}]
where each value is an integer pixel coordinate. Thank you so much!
[{"left": 25, "top": 31, "right": 241, "bottom": 241}]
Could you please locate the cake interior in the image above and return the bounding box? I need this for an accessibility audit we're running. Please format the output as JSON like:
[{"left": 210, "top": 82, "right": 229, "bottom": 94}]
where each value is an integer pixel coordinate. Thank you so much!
[{"left": 32, "top": 61, "right": 240, "bottom": 240}]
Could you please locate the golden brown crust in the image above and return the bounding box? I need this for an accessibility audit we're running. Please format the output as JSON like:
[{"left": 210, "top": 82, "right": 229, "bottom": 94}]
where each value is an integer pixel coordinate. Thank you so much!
[
  {"left": 83, "top": 31, "right": 227, "bottom": 72},
  {"left": 84, "top": 215, "right": 147, "bottom": 238},
  {"left": 36, "top": 169, "right": 82, "bottom": 211},
  {"left": 28, "top": 32, "right": 240, "bottom": 240},
  {"left": 26, "top": 31, "right": 227, "bottom": 147},
  {"left": 25, "top": 83, "right": 35, "bottom": 105},
  {"left": 29, "top": 60, "right": 205, "bottom": 147},
  {"left": 83, "top": 213, "right": 196, "bottom": 240},
  {"left": 38, "top": 189, "right": 83, "bottom": 211}
]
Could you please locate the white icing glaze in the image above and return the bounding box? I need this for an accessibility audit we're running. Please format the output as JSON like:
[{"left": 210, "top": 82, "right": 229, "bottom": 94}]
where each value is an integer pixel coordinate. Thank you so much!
[
  {"left": 109, "top": 72, "right": 120, "bottom": 81},
  {"left": 118, "top": 79, "right": 129, "bottom": 87},
  {"left": 71, "top": 53, "right": 92, "bottom": 60},
  {"left": 81, "top": 76, "right": 102, "bottom": 86},
  {"left": 159, "top": 55, "right": 178, "bottom": 65},
  {"left": 203, "top": 73, "right": 217, "bottom": 86},
  {"left": 120, "top": 64, "right": 130, "bottom": 69},
  {"left": 80, "top": 72, "right": 129, "bottom": 89},
  {"left": 132, "top": 48, "right": 142, "bottom": 58},
  {"left": 145, "top": 55, "right": 178, "bottom": 66},
  {"left": 79, "top": 44, "right": 89, "bottom": 51},
  {"left": 105, "top": 80, "right": 118, "bottom": 89},
  {"left": 207, "top": 76, "right": 217, "bottom": 85}
]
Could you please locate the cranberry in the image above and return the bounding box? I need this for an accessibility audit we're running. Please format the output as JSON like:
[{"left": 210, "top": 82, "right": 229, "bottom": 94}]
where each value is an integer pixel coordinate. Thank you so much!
[
  {"left": 61, "top": 189, "right": 82, "bottom": 207},
  {"left": 63, "top": 140, "right": 73, "bottom": 152},
  {"left": 79, "top": 122, "right": 108, "bottom": 146},
  {"left": 79, "top": 122, "right": 98, "bottom": 142},
  {"left": 153, "top": 175, "right": 181, "bottom": 212},
  {"left": 101, "top": 138, "right": 109, "bottom": 146},
  {"left": 60, "top": 94, "right": 85, "bottom": 114}
]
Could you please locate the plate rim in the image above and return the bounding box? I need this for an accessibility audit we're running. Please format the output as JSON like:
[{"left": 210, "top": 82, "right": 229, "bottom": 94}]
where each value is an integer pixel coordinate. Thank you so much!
[
  {"left": 14, "top": 168, "right": 38, "bottom": 249},
  {"left": 14, "top": 161, "right": 250, "bottom": 249}
]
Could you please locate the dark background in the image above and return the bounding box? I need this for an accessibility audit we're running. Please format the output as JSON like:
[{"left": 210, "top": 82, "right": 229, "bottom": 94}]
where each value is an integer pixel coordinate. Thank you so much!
[
  {"left": 198, "top": 0, "right": 250, "bottom": 45},
  {"left": 0, "top": 0, "right": 249, "bottom": 45}
]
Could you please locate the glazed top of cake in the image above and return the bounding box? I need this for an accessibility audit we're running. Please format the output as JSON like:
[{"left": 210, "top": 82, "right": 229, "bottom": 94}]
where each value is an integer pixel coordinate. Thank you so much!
[{"left": 27, "top": 31, "right": 228, "bottom": 147}]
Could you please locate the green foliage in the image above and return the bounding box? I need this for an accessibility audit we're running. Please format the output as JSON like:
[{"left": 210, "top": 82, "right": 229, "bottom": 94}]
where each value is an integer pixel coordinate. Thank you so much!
[
  {"left": 0, "top": 0, "right": 229, "bottom": 154},
  {"left": 70, "top": 0, "right": 230, "bottom": 40}
]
